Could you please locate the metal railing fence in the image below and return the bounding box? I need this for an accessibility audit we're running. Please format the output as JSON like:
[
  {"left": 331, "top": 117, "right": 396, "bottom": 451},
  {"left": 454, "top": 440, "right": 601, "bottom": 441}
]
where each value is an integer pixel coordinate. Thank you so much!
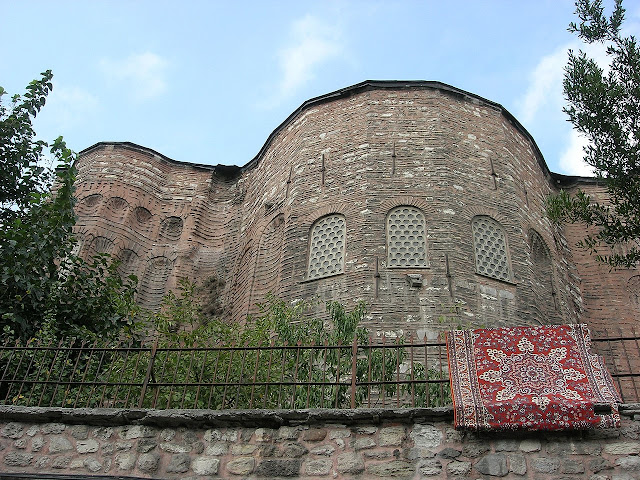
[
  {"left": 1, "top": 329, "right": 638, "bottom": 410},
  {"left": 591, "top": 326, "right": 640, "bottom": 405},
  {"left": 0, "top": 333, "right": 450, "bottom": 410}
]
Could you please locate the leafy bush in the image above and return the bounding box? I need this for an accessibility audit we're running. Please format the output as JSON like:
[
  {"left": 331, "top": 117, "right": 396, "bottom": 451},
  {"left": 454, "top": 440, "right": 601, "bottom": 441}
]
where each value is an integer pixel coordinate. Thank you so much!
[
  {"left": 1, "top": 281, "right": 451, "bottom": 409},
  {"left": 109, "top": 281, "right": 399, "bottom": 409}
]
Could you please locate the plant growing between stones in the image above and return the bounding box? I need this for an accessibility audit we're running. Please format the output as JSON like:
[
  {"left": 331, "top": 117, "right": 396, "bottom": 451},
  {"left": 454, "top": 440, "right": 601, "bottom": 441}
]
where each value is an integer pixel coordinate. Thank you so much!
[{"left": 437, "top": 300, "right": 477, "bottom": 332}]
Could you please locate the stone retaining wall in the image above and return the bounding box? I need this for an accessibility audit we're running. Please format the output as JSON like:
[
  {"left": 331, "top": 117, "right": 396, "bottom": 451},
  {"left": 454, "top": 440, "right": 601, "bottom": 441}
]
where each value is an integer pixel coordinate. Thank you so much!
[{"left": 1, "top": 406, "right": 639, "bottom": 479}]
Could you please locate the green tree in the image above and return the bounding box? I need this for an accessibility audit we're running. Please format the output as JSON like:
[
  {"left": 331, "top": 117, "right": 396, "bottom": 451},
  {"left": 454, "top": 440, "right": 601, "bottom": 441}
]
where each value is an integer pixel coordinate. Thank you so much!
[
  {"left": 0, "top": 72, "right": 138, "bottom": 340},
  {"left": 0, "top": 71, "right": 54, "bottom": 225},
  {"left": 547, "top": 0, "right": 640, "bottom": 268}
]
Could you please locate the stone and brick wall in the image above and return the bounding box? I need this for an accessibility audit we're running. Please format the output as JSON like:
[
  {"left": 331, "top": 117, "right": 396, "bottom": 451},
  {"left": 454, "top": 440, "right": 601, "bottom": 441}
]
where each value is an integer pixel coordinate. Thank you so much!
[
  {"left": 1, "top": 406, "right": 639, "bottom": 479},
  {"left": 561, "top": 182, "right": 640, "bottom": 335},
  {"left": 71, "top": 81, "right": 638, "bottom": 337}
]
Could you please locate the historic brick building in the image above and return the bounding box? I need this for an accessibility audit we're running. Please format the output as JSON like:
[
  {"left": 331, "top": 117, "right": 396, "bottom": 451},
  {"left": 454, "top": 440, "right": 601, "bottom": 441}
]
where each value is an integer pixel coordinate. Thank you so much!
[{"left": 72, "top": 80, "right": 638, "bottom": 338}]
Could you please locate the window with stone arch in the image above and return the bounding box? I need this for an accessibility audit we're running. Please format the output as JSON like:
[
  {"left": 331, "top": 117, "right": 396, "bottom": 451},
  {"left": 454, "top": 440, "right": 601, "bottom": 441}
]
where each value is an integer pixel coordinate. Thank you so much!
[
  {"left": 628, "top": 276, "right": 640, "bottom": 308},
  {"left": 307, "top": 214, "right": 346, "bottom": 280},
  {"left": 471, "top": 215, "right": 512, "bottom": 282},
  {"left": 386, "top": 206, "right": 428, "bottom": 268},
  {"left": 529, "top": 229, "right": 557, "bottom": 319}
]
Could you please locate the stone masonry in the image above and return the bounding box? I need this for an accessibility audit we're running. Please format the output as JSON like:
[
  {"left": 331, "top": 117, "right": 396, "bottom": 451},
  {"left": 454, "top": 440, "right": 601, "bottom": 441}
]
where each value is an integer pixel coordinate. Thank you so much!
[
  {"left": 72, "top": 80, "right": 639, "bottom": 339},
  {"left": 1, "top": 406, "right": 640, "bottom": 479}
]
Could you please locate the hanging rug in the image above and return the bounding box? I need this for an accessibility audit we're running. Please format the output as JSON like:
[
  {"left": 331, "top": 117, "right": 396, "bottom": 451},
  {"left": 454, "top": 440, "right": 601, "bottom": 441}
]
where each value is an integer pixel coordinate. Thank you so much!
[{"left": 445, "top": 324, "right": 620, "bottom": 431}]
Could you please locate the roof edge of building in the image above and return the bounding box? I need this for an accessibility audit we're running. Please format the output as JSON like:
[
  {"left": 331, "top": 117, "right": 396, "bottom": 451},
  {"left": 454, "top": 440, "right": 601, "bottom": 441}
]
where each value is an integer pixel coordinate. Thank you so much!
[{"left": 78, "top": 80, "right": 597, "bottom": 185}]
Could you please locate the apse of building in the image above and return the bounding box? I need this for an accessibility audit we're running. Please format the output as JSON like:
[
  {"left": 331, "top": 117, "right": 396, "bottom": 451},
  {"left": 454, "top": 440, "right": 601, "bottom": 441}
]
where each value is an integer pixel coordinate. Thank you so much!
[{"left": 72, "top": 80, "right": 638, "bottom": 338}]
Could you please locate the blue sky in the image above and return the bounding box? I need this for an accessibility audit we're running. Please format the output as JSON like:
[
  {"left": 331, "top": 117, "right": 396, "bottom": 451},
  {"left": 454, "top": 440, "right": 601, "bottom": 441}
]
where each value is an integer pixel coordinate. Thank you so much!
[{"left": 2, "top": 0, "right": 639, "bottom": 176}]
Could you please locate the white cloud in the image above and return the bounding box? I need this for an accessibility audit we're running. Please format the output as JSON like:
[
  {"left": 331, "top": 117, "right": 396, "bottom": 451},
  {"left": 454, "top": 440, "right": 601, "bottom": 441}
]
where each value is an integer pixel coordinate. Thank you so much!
[
  {"left": 626, "top": 4, "right": 640, "bottom": 34},
  {"left": 47, "top": 85, "right": 99, "bottom": 128},
  {"left": 518, "top": 41, "right": 610, "bottom": 176},
  {"left": 32, "top": 83, "right": 99, "bottom": 149},
  {"left": 517, "top": 42, "right": 610, "bottom": 126},
  {"left": 99, "top": 52, "right": 169, "bottom": 101},
  {"left": 271, "top": 15, "right": 343, "bottom": 101},
  {"left": 558, "top": 130, "right": 594, "bottom": 177},
  {"left": 517, "top": 45, "right": 568, "bottom": 126}
]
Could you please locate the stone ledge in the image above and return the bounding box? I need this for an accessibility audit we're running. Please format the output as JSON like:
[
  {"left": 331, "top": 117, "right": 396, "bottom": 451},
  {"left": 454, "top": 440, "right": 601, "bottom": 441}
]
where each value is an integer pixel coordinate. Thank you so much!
[
  {"left": 1, "top": 403, "right": 636, "bottom": 430},
  {"left": 620, "top": 403, "right": 640, "bottom": 416},
  {"left": 0, "top": 405, "right": 453, "bottom": 429}
]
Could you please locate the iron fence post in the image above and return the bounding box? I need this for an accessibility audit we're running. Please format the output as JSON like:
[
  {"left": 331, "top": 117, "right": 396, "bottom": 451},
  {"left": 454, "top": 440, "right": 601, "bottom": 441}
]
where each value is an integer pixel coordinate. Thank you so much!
[
  {"left": 139, "top": 338, "right": 159, "bottom": 408},
  {"left": 350, "top": 337, "right": 358, "bottom": 409}
]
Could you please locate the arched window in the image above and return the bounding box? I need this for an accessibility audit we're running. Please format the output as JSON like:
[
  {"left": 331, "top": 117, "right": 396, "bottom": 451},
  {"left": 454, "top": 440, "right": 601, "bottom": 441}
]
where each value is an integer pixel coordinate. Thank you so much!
[
  {"left": 387, "top": 206, "right": 428, "bottom": 267},
  {"left": 139, "top": 256, "right": 172, "bottom": 310},
  {"left": 117, "top": 248, "right": 139, "bottom": 279},
  {"left": 471, "top": 216, "right": 512, "bottom": 282},
  {"left": 530, "top": 229, "right": 557, "bottom": 318},
  {"left": 628, "top": 276, "right": 640, "bottom": 308},
  {"left": 159, "top": 216, "right": 184, "bottom": 242},
  {"left": 307, "top": 214, "right": 346, "bottom": 280},
  {"left": 88, "top": 236, "right": 114, "bottom": 256}
]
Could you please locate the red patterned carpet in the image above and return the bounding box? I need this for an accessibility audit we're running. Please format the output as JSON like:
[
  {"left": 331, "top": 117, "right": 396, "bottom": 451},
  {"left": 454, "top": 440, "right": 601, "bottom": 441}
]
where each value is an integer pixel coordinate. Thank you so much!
[{"left": 446, "top": 324, "right": 620, "bottom": 431}]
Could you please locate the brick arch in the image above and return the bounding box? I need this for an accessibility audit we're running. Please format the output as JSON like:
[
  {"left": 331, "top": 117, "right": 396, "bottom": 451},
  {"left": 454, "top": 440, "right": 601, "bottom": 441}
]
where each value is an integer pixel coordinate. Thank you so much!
[
  {"left": 299, "top": 203, "right": 350, "bottom": 231},
  {"left": 249, "top": 213, "right": 286, "bottom": 311},
  {"left": 111, "top": 236, "right": 147, "bottom": 277},
  {"left": 524, "top": 223, "right": 558, "bottom": 255},
  {"left": 231, "top": 208, "right": 286, "bottom": 272},
  {"left": 228, "top": 209, "right": 289, "bottom": 318},
  {"left": 73, "top": 227, "right": 94, "bottom": 257},
  {"left": 172, "top": 246, "right": 203, "bottom": 286},
  {"left": 230, "top": 240, "right": 256, "bottom": 321},
  {"left": 461, "top": 205, "right": 511, "bottom": 229},
  {"left": 379, "top": 196, "right": 432, "bottom": 216},
  {"left": 528, "top": 228, "right": 558, "bottom": 323},
  {"left": 131, "top": 206, "right": 153, "bottom": 224},
  {"left": 76, "top": 194, "right": 103, "bottom": 215},
  {"left": 123, "top": 205, "right": 155, "bottom": 237},
  {"left": 103, "top": 196, "right": 130, "bottom": 222},
  {"left": 159, "top": 216, "right": 184, "bottom": 242},
  {"left": 86, "top": 235, "right": 115, "bottom": 257},
  {"left": 116, "top": 248, "right": 140, "bottom": 279},
  {"left": 138, "top": 255, "right": 175, "bottom": 310},
  {"left": 528, "top": 228, "right": 553, "bottom": 258},
  {"left": 142, "top": 245, "right": 180, "bottom": 264}
]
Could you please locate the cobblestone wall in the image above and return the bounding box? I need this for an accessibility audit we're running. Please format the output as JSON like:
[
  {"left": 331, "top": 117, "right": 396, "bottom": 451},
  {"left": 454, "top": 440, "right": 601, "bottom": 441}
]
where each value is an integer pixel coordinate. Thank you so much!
[{"left": 1, "top": 406, "right": 639, "bottom": 479}]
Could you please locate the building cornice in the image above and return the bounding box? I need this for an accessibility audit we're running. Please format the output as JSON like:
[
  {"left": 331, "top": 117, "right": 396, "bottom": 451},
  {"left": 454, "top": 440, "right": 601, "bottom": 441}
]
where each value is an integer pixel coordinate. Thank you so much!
[{"left": 79, "top": 80, "right": 596, "bottom": 185}]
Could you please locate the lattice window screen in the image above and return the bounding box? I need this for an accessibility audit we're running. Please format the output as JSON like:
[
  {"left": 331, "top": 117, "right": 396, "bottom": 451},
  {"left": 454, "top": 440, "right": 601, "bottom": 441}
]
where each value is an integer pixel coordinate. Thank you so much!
[
  {"left": 308, "top": 215, "right": 346, "bottom": 280},
  {"left": 472, "top": 216, "right": 511, "bottom": 281},
  {"left": 387, "top": 206, "right": 428, "bottom": 267}
]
